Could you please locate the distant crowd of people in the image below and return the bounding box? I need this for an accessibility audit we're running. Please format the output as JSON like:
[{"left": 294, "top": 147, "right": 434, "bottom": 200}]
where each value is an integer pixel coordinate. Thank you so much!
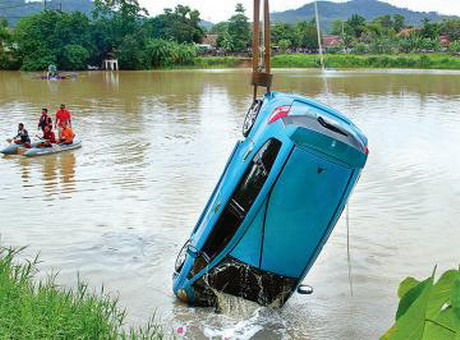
[{"left": 11, "top": 104, "right": 75, "bottom": 148}]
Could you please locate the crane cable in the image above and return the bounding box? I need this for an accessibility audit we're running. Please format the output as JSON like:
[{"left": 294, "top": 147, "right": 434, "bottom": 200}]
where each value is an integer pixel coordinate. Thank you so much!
[{"left": 312, "top": 2, "right": 354, "bottom": 298}]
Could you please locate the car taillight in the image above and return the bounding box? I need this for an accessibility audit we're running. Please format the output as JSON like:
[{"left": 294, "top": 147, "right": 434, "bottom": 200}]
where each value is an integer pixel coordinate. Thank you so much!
[
  {"left": 268, "top": 105, "right": 291, "bottom": 124},
  {"left": 364, "top": 146, "right": 369, "bottom": 155}
]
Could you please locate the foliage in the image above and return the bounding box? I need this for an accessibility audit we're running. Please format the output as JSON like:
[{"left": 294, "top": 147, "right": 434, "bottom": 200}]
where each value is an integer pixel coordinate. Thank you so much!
[
  {"left": 270, "top": 0, "right": 445, "bottom": 31},
  {"left": 145, "top": 39, "right": 196, "bottom": 68},
  {"left": 210, "top": 21, "right": 229, "bottom": 47},
  {"left": 0, "top": 247, "right": 163, "bottom": 339},
  {"left": 150, "top": 5, "right": 204, "bottom": 43},
  {"left": 193, "top": 56, "right": 248, "bottom": 68},
  {"left": 449, "top": 41, "right": 460, "bottom": 53},
  {"left": 61, "top": 44, "right": 90, "bottom": 70},
  {"left": 381, "top": 267, "right": 460, "bottom": 339},
  {"left": 116, "top": 33, "right": 149, "bottom": 70},
  {"left": 294, "top": 19, "right": 318, "bottom": 50},
  {"left": 90, "top": 0, "right": 148, "bottom": 67},
  {"left": 272, "top": 22, "right": 296, "bottom": 47},
  {"left": 347, "top": 14, "right": 367, "bottom": 39},
  {"left": 419, "top": 18, "right": 443, "bottom": 39},
  {"left": 0, "top": 0, "right": 94, "bottom": 26},
  {"left": 14, "top": 10, "right": 92, "bottom": 71},
  {"left": 271, "top": 53, "right": 460, "bottom": 70},
  {"left": 0, "top": 17, "right": 17, "bottom": 69},
  {"left": 224, "top": 3, "right": 251, "bottom": 52},
  {"left": 443, "top": 20, "right": 460, "bottom": 41},
  {"left": 278, "top": 39, "right": 291, "bottom": 53},
  {"left": 6, "top": 1, "right": 203, "bottom": 70},
  {"left": 353, "top": 43, "right": 370, "bottom": 55},
  {"left": 368, "top": 37, "right": 398, "bottom": 54},
  {"left": 5, "top": 4, "right": 460, "bottom": 71}
]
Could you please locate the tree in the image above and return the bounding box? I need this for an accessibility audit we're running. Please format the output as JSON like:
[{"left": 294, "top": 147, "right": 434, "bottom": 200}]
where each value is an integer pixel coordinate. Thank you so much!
[
  {"left": 211, "top": 21, "right": 229, "bottom": 47},
  {"left": 278, "top": 39, "right": 291, "bottom": 53},
  {"left": 14, "top": 11, "right": 92, "bottom": 70},
  {"left": 272, "top": 22, "right": 296, "bottom": 46},
  {"left": 419, "top": 18, "right": 442, "bottom": 39},
  {"left": 226, "top": 3, "right": 251, "bottom": 52},
  {"left": 150, "top": 5, "right": 204, "bottom": 43},
  {"left": 62, "top": 45, "right": 90, "bottom": 70},
  {"left": 442, "top": 19, "right": 460, "bottom": 41},
  {"left": 347, "top": 14, "right": 367, "bottom": 39},
  {"left": 144, "top": 39, "right": 196, "bottom": 68},
  {"left": 393, "top": 14, "right": 406, "bottom": 32},
  {"left": 294, "top": 19, "right": 318, "bottom": 50},
  {"left": 0, "top": 18, "right": 16, "bottom": 69},
  {"left": 90, "top": 0, "right": 149, "bottom": 67}
]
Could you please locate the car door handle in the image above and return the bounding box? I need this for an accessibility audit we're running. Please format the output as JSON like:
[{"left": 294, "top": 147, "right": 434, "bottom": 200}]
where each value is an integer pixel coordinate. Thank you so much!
[{"left": 243, "top": 144, "right": 254, "bottom": 161}]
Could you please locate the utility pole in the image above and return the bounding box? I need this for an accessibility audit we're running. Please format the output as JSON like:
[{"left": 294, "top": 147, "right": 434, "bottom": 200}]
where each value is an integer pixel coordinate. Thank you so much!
[
  {"left": 43, "top": 0, "right": 47, "bottom": 10},
  {"left": 314, "top": 1, "right": 325, "bottom": 70}
]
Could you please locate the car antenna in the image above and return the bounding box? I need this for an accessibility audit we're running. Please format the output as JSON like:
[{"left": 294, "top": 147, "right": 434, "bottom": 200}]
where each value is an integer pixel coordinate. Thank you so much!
[{"left": 251, "top": 0, "right": 273, "bottom": 103}]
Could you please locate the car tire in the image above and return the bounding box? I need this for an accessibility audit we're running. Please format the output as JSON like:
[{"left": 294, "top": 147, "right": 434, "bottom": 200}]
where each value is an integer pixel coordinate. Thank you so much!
[{"left": 242, "top": 99, "right": 263, "bottom": 137}]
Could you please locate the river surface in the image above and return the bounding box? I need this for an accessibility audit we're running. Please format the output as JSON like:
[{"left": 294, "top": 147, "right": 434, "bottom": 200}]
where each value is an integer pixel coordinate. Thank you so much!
[{"left": 0, "top": 69, "right": 459, "bottom": 339}]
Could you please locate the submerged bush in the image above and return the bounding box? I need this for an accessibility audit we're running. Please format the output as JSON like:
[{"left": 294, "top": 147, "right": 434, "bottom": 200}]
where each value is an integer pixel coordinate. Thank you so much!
[
  {"left": 145, "top": 39, "right": 197, "bottom": 68},
  {"left": 0, "top": 247, "right": 163, "bottom": 339}
]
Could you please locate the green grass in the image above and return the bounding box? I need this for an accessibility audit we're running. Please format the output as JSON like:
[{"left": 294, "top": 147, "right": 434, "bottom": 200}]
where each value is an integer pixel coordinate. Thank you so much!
[
  {"left": 186, "top": 53, "right": 460, "bottom": 70},
  {"left": 188, "top": 56, "right": 251, "bottom": 69},
  {"left": 0, "top": 247, "right": 163, "bottom": 339},
  {"left": 272, "top": 53, "right": 460, "bottom": 70}
]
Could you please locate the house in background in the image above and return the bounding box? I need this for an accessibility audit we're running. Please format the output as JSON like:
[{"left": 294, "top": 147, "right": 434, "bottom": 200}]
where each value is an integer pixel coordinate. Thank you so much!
[
  {"left": 202, "top": 34, "right": 218, "bottom": 48},
  {"left": 323, "top": 35, "right": 342, "bottom": 47}
]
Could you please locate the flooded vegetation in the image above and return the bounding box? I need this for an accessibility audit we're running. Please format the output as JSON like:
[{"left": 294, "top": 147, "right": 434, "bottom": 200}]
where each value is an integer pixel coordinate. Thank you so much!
[
  {"left": 0, "top": 248, "right": 163, "bottom": 339},
  {"left": 1, "top": 69, "right": 460, "bottom": 338}
]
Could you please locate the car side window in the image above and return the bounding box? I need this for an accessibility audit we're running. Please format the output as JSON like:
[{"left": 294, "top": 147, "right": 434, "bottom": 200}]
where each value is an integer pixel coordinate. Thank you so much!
[
  {"left": 233, "top": 139, "right": 281, "bottom": 211},
  {"left": 201, "top": 139, "right": 282, "bottom": 262}
]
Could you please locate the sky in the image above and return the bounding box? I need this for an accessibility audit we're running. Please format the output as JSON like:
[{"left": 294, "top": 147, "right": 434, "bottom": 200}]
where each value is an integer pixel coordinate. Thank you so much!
[{"left": 138, "top": 0, "right": 460, "bottom": 23}]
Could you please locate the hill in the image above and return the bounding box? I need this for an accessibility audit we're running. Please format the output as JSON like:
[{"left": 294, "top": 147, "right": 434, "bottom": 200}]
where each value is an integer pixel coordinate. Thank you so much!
[
  {"left": 272, "top": 0, "right": 449, "bottom": 31},
  {"left": 0, "top": 0, "right": 94, "bottom": 25}
]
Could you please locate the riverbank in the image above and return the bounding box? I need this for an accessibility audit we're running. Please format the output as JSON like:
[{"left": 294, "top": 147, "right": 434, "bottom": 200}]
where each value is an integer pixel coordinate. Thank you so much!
[
  {"left": 192, "top": 53, "right": 460, "bottom": 70},
  {"left": 0, "top": 247, "right": 163, "bottom": 339}
]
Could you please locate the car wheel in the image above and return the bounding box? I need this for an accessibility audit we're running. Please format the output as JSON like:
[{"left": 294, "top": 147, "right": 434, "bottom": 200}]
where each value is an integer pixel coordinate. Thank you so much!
[
  {"left": 175, "top": 240, "right": 190, "bottom": 273},
  {"left": 242, "top": 99, "right": 263, "bottom": 137}
]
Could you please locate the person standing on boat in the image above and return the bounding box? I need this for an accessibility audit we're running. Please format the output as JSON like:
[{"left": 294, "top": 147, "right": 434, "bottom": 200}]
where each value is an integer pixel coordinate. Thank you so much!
[
  {"left": 11, "top": 123, "right": 31, "bottom": 147},
  {"left": 38, "top": 108, "right": 53, "bottom": 132},
  {"left": 59, "top": 122, "right": 75, "bottom": 145},
  {"left": 47, "top": 64, "right": 58, "bottom": 79},
  {"left": 37, "top": 125, "right": 56, "bottom": 148},
  {"left": 55, "top": 104, "right": 72, "bottom": 138}
]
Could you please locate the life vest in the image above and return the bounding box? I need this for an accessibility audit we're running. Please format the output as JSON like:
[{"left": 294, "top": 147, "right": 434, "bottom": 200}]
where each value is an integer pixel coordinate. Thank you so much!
[{"left": 39, "top": 114, "right": 52, "bottom": 130}]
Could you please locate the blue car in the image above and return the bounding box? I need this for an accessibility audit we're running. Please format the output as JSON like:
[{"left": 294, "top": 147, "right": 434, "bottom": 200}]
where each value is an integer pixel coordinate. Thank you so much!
[{"left": 173, "top": 91, "right": 368, "bottom": 307}]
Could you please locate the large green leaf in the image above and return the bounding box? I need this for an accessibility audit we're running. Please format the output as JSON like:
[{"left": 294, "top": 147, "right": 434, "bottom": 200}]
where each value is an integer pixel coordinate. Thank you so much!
[
  {"left": 383, "top": 275, "right": 434, "bottom": 339},
  {"left": 382, "top": 269, "right": 460, "bottom": 340},
  {"left": 395, "top": 277, "right": 433, "bottom": 321},
  {"left": 399, "top": 277, "right": 422, "bottom": 299},
  {"left": 424, "top": 307, "right": 457, "bottom": 340},
  {"left": 428, "top": 270, "right": 460, "bottom": 320},
  {"left": 452, "top": 274, "right": 460, "bottom": 331}
]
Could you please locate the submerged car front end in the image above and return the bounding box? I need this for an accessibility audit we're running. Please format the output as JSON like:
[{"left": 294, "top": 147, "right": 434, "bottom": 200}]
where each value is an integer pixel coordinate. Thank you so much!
[{"left": 173, "top": 92, "right": 368, "bottom": 307}]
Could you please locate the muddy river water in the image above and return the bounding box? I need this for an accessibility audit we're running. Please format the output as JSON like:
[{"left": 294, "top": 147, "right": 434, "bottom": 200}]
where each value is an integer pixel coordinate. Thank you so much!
[{"left": 0, "top": 69, "right": 459, "bottom": 339}]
